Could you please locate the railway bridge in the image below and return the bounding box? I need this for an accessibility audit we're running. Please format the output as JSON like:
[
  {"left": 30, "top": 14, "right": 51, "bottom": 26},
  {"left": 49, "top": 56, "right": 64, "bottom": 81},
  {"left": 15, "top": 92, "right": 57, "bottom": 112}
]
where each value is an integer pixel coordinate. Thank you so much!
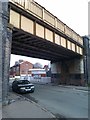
[{"left": 1, "top": 0, "right": 85, "bottom": 104}]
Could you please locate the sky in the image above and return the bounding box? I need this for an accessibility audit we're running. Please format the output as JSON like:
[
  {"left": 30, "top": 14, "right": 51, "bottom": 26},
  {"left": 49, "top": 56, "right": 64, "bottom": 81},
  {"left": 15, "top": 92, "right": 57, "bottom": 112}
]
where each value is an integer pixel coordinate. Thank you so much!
[{"left": 10, "top": 0, "right": 89, "bottom": 67}]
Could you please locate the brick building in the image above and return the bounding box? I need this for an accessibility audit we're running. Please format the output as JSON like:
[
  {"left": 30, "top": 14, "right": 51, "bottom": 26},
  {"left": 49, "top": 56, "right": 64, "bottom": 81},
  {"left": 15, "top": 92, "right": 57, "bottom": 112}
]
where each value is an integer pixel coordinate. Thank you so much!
[{"left": 10, "top": 60, "right": 33, "bottom": 78}]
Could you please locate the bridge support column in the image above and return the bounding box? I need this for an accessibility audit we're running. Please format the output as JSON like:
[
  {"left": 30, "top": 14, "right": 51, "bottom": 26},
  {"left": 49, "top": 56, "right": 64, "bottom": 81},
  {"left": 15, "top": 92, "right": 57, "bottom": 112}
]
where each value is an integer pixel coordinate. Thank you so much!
[
  {"left": 51, "top": 62, "right": 61, "bottom": 84},
  {"left": 64, "top": 58, "right": 85, "bottom": 86},
  {"left": 51, "top": 57, "right": 85, "bottom": 86},
  {"left": 75, "top": 58, "right": 85, "bottom": 85},
  {"left": 1, "top": 1, "right": 12, "bottom": 105},
  {"left": 2, "top": 27, "right": 12, "bottom": 106}
]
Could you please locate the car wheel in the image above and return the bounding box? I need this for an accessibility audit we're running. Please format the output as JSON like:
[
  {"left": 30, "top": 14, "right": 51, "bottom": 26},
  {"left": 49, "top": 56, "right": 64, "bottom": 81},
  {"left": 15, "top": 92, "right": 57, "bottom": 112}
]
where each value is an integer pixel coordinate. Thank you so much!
[{"left": 31, "top": 89, "right": 34, "bottom": 93}]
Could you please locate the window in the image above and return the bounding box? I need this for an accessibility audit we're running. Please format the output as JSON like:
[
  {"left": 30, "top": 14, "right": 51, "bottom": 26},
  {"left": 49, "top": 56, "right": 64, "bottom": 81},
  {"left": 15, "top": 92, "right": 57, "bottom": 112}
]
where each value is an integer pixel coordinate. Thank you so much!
[{"left": 18, "top": 80, "right": 30, "bottom": 84}]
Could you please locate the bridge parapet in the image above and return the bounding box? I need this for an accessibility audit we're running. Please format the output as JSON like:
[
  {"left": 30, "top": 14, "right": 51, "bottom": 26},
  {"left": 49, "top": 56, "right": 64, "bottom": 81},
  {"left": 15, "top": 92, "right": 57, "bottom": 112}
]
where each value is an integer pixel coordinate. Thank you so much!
[{"left": 9, "top": 0, "right": 83, "bottom": 46}]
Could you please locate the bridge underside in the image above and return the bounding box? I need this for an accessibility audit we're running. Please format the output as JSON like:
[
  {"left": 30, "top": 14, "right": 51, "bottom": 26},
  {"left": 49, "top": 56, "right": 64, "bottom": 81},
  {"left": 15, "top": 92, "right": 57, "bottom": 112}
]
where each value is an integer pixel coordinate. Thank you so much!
[{"left": 12, "top": 28, "right": 81, "bottom": 62}]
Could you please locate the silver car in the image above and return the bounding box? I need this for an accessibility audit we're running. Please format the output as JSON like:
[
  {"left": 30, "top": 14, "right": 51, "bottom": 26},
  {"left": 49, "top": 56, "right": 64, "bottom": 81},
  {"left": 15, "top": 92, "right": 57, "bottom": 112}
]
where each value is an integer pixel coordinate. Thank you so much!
[{"left": 12, "top": 80, "right": 35, "bottom": 94}]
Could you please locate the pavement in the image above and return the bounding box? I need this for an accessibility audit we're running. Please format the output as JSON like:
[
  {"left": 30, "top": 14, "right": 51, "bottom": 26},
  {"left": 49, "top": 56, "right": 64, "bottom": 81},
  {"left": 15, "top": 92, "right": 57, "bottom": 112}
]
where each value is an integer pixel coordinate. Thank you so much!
[
  {"left": 2, "top": 83, "right": 89, "bottom": 119},
  {"left": 2, "top": 92, "right": 55, "bottom": 118}
]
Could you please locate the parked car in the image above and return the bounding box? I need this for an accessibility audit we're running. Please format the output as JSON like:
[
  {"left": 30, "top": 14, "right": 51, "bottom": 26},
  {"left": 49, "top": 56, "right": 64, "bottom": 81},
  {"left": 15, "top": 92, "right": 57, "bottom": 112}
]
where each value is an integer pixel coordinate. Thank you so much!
[{"left": 12, "top": 80, "right": 35, "bottom": 93}]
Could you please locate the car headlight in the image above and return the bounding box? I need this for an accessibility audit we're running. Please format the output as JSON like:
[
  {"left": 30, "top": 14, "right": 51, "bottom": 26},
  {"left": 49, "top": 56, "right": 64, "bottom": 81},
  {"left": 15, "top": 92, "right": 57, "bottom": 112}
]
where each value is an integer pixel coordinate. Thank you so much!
[
  {"left": 31, "top": 86, "right": 34, "bottom": 89},
  {"left": 20, "top": 87, "right": 25, "bottom": 90}
]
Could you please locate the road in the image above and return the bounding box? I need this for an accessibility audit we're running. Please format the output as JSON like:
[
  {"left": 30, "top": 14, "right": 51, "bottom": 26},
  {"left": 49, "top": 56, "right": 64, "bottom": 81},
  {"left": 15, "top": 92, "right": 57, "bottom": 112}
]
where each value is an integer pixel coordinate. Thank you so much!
[{"left": 23, "top": 84, "right": 88, "bottom": 118}]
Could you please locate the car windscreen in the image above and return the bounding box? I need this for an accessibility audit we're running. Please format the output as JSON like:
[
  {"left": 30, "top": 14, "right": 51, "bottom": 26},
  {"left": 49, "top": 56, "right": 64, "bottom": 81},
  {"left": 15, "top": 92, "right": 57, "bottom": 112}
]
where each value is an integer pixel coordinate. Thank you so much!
[{"left": 17, "top": 80, "right": 30, "bottom": 84}]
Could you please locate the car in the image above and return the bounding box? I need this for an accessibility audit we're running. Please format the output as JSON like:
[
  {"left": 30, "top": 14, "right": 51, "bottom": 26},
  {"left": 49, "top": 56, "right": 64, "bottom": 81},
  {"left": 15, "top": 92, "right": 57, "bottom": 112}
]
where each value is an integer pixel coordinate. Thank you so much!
[{"left": 12, "top": 80, "right": 35, "bottom": 94}]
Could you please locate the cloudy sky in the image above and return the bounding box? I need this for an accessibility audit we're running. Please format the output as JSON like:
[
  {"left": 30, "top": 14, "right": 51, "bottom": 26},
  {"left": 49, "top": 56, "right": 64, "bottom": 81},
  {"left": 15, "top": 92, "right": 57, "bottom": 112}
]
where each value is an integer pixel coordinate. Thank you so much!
[
  {"left": 34, "top": 0, "right": 88, "bottom": 36},
  {"left": 10, "top": 0, "right": 89, "bottom": 67}
]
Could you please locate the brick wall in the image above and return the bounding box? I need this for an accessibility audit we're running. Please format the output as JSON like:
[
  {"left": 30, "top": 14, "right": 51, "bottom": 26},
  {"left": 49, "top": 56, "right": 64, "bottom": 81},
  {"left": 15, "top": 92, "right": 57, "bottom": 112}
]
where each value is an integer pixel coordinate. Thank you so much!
[
  {"left": 10, "top": 61, "right": 33, "bottom": 77},
  {"left": 20, "top": 61, "right": 33, "bottom": 75}
]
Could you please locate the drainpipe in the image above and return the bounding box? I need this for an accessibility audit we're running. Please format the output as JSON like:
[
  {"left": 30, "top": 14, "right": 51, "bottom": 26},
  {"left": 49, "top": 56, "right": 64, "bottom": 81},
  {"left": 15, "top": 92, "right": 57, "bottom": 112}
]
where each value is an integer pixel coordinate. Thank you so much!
[{"left": 84, "top": 55, "right": 88, "bottom": 85}]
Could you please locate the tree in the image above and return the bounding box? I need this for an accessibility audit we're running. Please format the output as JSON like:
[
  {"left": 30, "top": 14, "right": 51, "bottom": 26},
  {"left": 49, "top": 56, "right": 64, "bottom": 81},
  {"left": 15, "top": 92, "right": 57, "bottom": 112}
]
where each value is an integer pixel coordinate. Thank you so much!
[{"left": 33, "top": 62, "right": 42, "bottom": 69}]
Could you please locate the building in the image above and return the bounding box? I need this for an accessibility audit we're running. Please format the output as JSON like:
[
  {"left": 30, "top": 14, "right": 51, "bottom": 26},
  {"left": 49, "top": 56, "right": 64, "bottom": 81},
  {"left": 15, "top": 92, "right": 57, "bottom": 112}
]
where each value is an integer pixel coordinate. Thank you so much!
[
  {"left": 83, "top": 36, "right": 90, "bottom": 85},
  {"left": 28, "top": 69, "right": 46, "bottom": 78},
  {"left": 10, "top": 60, "right": 51, "bottom": 83},
  {"left": 28, "top": 69, "right": 51, "bottom": 83},
  {"left": 10, "top": 60, "right": 33, "bottom": 78}
]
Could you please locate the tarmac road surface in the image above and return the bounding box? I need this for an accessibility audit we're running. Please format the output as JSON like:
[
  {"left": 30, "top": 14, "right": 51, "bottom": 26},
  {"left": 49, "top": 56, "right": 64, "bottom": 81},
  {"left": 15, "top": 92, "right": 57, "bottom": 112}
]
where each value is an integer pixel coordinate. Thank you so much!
[{"left": 23, "top": 84, "right": 88, "bottom": 118}]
